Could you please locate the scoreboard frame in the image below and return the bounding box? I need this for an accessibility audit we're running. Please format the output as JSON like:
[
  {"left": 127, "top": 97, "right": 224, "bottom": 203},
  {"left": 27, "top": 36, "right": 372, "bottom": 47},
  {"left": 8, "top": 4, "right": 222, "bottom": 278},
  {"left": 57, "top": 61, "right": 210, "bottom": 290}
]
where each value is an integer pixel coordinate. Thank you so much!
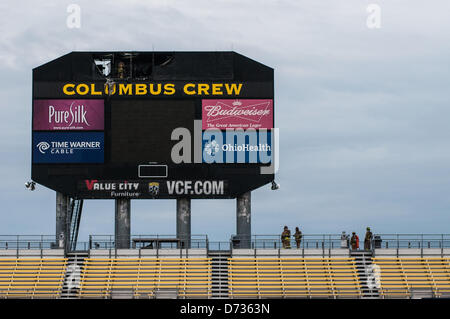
[{"left": 31, "top": 51, "right": 275, "bottom": 199}]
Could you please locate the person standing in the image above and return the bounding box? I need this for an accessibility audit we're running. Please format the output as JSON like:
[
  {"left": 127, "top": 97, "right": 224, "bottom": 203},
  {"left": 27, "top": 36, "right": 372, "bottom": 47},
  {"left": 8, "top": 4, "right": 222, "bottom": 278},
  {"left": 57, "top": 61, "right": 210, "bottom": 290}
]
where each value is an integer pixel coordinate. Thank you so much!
[
  {"left": 364, "top": 227, "right": 373, "bottom": 250},
  {"left": 350, "top": 232, "right": 359, "bottom": 250},
  {"left": 281, "top": 226, "right": 291, "bottom": 249},
  {"left": 340, "top": 231, "right": 349, "bottom": 248},
  {"left": 294, "top": 227, "right": 303, "bottom": 249}
]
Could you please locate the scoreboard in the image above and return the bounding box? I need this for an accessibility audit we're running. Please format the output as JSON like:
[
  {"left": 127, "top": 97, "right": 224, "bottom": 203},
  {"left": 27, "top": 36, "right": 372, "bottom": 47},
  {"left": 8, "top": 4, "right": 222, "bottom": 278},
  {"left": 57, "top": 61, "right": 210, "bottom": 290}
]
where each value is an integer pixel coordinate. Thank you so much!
[{"left": 31, "top": 52, "right": 275, "bottom": 199}]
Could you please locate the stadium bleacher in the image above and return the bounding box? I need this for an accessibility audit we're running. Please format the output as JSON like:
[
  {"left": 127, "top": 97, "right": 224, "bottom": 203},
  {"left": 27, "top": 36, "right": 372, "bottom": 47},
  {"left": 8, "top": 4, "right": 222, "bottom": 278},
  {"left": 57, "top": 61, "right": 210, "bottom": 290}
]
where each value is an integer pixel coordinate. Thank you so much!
[
  {"left": 0, "top": 258, "right": 67, "bottom": 298},
  {"left": 228, "top": 257, "right": 361, "bottom": 298},
  {"left": 372, "top": 257, "right": 450, "bottom": 298},
  {"left": 78, "top": 258, "right": 212, "bottom": 299},
  {"left": 0, "top": 234, "right": 449, "bottom": 299}
]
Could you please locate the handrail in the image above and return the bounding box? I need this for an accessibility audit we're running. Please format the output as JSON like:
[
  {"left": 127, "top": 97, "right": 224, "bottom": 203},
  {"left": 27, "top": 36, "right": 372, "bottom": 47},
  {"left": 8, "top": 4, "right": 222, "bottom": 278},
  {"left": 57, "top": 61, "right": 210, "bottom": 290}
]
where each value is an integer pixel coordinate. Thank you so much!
[
  {"left": 1, "top": 234, "right": 450, "bottom": 251},
  {"left": 372, "top": 234, "right": 450, "bottom": 249},
  {"left": 88, "top": 234, "right": 209, "bottom": 250}
]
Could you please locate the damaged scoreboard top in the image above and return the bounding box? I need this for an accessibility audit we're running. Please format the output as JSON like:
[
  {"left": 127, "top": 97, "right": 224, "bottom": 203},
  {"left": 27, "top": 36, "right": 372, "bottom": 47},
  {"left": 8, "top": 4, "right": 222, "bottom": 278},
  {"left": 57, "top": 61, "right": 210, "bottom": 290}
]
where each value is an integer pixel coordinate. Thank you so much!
[{"left": 32, "top": 51, "right": 275, "bottom": 199}]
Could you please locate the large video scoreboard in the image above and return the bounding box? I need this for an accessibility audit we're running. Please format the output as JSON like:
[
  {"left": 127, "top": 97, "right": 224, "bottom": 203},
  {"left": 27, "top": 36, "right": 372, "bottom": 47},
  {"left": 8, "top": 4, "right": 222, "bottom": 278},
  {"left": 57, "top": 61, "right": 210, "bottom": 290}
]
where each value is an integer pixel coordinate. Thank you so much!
[{"left": 31, "top": 52, "right": 275, "bottom": 199}]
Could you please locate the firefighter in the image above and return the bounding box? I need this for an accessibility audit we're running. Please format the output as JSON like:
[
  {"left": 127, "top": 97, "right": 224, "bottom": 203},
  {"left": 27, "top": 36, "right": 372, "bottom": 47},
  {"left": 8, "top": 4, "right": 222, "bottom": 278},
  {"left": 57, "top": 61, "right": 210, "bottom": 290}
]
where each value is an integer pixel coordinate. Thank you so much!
[
  {"left": 364, "top": 227, "right": 373, "bottom": 250},
  {"left": 281, "top": 226, "right": 291, "bottom": 249},
  {"left": 294, "top": 227, "right": 302, "bottom": 249},
  {"left": 350, "top": 232, "right": 359, "bottom": 250},
  {"left": 117, "top": 61, "right": 125, "bottom": 79}
]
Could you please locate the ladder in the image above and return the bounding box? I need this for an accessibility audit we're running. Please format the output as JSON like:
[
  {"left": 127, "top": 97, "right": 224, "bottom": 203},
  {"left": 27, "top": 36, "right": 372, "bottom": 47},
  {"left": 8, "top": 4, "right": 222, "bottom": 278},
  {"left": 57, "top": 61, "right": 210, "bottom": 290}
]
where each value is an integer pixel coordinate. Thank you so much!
[{"left": 69, "top": 199, "right": 83, "bottom": 252}]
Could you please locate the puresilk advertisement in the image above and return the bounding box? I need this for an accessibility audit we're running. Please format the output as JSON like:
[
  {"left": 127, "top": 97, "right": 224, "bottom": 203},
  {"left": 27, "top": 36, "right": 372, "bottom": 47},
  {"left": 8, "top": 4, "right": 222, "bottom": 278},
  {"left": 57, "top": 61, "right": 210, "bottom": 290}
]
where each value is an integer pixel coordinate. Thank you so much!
[{"left": 33, "top": 99, "right": 104, "bottom": 130}]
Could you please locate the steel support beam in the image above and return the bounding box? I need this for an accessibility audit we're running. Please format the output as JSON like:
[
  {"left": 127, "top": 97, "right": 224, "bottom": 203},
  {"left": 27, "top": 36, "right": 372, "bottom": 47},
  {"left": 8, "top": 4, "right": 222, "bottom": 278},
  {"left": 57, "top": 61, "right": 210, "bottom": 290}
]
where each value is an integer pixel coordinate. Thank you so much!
[
  {"left": 236, "top": 191, "right": 251, "bottom": 248},
  {"left": 115, "top": 199, "right": 131, "bottom": 249},
  {"left": 56, "top": 192, "right": 69, "bottom": 249},
  {"left": 176, "top": 198, "right": 191, "bottom": 249}
]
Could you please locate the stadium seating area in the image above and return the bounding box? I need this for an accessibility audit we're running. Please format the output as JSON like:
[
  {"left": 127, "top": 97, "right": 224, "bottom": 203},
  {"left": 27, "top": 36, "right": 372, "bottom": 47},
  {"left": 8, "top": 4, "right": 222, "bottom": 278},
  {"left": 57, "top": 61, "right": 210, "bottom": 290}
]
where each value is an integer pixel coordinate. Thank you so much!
[
  {"left": 373, "top": 257, "right": 450, "bottom": 298},
  {"left": 78, "top": 258, "right": 212, "bottom": 298},
  {"left": 0, "top": 258, "right": 67, "bottom": 298},
  {"left": 2, "top": 252, "right": 450, "bottom": 299},
  {"left": 228, "top": 257, "right": 362, "bottom": 298}
]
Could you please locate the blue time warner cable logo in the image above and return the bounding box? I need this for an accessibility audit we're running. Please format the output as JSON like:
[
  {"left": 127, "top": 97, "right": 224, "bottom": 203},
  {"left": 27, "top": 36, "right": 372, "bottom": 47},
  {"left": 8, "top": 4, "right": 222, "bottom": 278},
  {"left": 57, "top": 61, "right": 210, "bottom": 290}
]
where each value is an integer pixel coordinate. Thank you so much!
[{"left": 33, "top": 132, "right": 104, "bottom": 163}]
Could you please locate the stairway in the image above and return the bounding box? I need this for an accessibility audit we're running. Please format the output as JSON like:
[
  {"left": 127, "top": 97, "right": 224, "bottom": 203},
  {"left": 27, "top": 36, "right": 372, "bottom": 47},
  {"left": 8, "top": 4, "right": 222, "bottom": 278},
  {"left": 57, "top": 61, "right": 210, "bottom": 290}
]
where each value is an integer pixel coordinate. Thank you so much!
[
  {"left": 60, "top": 252, "right": 88, "bottom": 298},
  {"left": 208, "top": 250, "right": 230, "bottom": 298},
  {"left": 68, "top": 199, "right": 83, "bottom": 252},
  {"left": 351, "top": 250, "right": 380, "bottom": 299}
]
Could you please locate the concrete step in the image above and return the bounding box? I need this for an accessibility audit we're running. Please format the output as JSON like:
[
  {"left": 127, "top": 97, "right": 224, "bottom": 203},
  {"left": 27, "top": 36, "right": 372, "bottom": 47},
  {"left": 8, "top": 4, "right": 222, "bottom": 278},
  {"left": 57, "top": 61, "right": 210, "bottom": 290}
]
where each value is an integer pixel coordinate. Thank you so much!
[
  {"left": 209, "top": 252, "right": 230, "bottom": 298},
  {"left": 351, "top": 251, "right": 381, "bottom": 299},
  {"left": 60, "top": 253, "right": 88, "bottom": 299}
]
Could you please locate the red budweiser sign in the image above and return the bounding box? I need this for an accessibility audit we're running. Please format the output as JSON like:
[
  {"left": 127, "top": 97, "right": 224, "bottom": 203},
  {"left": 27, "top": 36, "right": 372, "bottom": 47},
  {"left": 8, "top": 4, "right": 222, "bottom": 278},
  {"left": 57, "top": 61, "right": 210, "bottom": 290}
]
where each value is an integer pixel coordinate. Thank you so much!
[{"left": 202, "top": 99, "right": 273, "bottom": 129}]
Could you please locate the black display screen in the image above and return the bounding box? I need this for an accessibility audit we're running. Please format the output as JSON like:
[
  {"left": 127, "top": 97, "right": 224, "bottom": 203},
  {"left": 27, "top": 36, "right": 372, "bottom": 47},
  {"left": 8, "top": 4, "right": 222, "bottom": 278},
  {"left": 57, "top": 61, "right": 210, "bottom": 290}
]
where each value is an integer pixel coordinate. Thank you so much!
[{"left": 111, "top": 100, "right": 195, "bottom": 163}]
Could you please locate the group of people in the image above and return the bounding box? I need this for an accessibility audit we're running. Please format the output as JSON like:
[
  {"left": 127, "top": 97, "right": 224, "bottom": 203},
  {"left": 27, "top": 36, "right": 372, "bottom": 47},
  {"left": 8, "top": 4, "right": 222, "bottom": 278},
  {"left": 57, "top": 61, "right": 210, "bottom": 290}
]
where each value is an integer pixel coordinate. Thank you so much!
[
  {"left": 281, "top": 226, "right": 302, "bottom": 249},
  {"left": 341, "top": 227, "right": 373, "bottom": 250},
  {"left": 281, "top": 226, "right": 374, "bottom": 250}
]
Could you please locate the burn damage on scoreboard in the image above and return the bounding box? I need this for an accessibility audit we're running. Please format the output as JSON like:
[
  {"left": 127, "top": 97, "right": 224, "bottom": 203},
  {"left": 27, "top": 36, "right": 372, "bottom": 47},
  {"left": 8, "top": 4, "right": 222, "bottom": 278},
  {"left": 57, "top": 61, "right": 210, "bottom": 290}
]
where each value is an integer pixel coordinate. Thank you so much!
[{"left": 32, "top": 52, "right": 275, "bottom": 199}]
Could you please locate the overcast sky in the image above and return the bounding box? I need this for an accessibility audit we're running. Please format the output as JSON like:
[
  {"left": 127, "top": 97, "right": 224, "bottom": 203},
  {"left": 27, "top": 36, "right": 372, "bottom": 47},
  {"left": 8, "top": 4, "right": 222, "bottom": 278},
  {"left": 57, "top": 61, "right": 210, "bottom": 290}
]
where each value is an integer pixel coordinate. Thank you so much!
[{"left": 0, "top": 0, "right": 450, "bottom": 242}]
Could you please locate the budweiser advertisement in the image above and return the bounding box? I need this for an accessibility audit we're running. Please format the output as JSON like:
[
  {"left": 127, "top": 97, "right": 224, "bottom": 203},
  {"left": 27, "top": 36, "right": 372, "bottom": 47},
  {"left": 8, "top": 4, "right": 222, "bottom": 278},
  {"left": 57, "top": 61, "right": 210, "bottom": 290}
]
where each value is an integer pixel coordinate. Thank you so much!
[
  {"left": 33, "top": 99, "right": 104, "bottom": 130},
  {"left": 202, "top": 99, "right": 273, "bottom": 130}
]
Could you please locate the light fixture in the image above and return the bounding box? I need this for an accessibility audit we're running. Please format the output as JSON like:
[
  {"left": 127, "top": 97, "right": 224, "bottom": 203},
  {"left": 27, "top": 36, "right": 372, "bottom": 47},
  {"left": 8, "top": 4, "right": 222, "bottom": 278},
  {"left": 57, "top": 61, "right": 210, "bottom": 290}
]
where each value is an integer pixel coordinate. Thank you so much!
[
  {"left": 271, "top": 180, "right": 280, "bottom": 191},
  {"left": 94, "top": 59, "right": 112, "bottom": 76},
  {"left": 25, "top": 181, "right": 36, "bottom": 191}
]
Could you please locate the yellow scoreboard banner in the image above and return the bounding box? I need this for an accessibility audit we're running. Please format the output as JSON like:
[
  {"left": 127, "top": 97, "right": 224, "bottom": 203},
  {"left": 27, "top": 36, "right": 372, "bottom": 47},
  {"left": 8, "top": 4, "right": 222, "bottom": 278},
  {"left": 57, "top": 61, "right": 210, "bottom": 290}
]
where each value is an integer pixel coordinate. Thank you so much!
[{"left": 62, "top": 82, "right": 243, "bottom": 96}]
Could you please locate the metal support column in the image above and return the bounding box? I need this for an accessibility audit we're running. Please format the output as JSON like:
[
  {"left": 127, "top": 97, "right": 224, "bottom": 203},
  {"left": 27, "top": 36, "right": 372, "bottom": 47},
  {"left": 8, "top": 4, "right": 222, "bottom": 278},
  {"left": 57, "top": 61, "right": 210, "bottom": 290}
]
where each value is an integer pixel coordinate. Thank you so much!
[
  {"left": 56, "top": 192, "right": 69, "bottom": 250},
  {"left": 176, "top": 198, "right": 191, "bottom": 249},
  {"left": 236, "top": 191, "right": 251, "bottom": 248},
  {"left": 115, "top": 199, "right": 131, "bottom": 249}
]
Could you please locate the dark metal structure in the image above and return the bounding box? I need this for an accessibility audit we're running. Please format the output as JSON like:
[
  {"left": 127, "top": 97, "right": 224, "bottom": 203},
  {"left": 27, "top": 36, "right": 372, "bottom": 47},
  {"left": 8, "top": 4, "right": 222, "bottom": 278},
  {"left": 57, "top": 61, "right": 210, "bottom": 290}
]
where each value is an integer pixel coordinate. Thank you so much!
[
  {"left": 69, "top": 199, "right": 83, "bottom": 251},
  {"left": 31, "top": 52, "right": 275, "bottom": 249},
  {"left": 32, "top": 51, "right": 274, "bottom": 199}
]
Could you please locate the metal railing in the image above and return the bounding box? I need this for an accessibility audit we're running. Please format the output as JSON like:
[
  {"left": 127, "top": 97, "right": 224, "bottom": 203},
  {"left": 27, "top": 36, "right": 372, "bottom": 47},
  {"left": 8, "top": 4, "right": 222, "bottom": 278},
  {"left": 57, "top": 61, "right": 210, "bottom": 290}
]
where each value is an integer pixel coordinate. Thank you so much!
[
  {"left": 1, "top": 234, "right": 450, "bottom": 252},
  {"left": 207, "top": 241, "right": 232, "bottom": 251},
  {"left": 88, "top": 234, "right": 209, "bottom": 250},
  {"left": 373, "top": 234, "right": 450, "bottom": 249},
  {"left": 0, "top": 235, "right": 55, "bottom": 250},
  {"left": 249, "top": 234, "right": 343, "bottom": 249}
]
